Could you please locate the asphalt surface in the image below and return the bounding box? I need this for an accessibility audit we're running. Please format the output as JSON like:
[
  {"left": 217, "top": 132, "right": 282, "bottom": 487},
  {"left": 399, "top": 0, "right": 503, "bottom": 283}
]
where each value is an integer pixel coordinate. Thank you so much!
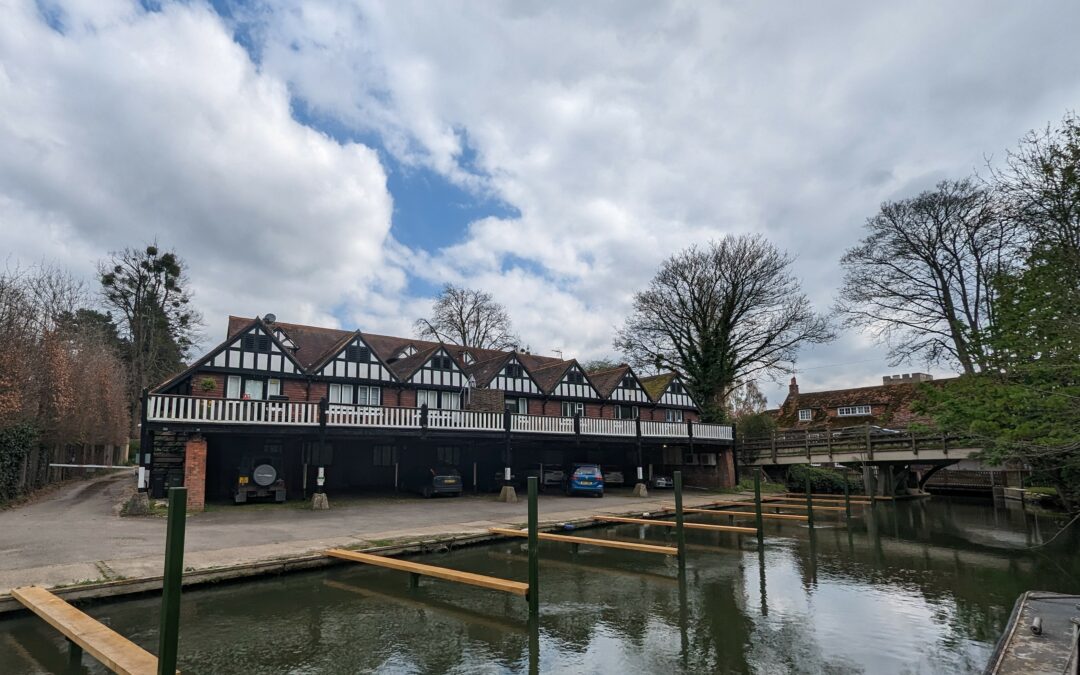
[{"left": 0, "top": 471, "right": 737, "bottom": 593}]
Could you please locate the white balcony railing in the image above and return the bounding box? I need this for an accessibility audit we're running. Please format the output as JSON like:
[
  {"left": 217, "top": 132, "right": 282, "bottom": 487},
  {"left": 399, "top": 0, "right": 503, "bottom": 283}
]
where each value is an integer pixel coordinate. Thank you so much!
[
  {"left": 579, "top": 417, "right": 637, "bottom": 437},
  {"left": 145, "top": 395, "right": 732, "bottom": 441}
]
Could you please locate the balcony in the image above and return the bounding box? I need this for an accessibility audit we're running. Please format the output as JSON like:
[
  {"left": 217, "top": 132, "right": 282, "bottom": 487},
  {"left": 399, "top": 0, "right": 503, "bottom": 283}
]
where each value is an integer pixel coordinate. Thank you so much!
[{"left": 145, "top": 395, "right": 733, "bottom": 442}]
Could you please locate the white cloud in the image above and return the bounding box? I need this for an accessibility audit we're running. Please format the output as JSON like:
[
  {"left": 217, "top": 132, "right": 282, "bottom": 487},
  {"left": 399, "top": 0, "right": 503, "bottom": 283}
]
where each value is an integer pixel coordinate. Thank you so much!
[
  {"left": 4, "top": 0, "right": 1080, "bottom": 406},
  {"left": 0, "top": 0, "right": 394, "bottom": 342},
  {"left": 242, "top": 0, "right": 1080, "bottom": 402}
]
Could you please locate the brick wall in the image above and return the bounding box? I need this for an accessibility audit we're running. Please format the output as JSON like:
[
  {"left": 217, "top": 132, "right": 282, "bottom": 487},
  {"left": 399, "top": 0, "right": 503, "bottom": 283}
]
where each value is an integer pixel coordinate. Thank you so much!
[
  {"left": 398, "top": 388, "right": 416, "bottom": 408},
  {"left": 191, "top": 371, "right": 226, "bottom": 398},
  {"left": 282, "top": 378, "right": 309, "bottom": 401},
  {"left": 528, "top": 398, "right": 546, "bottom": 416},
  {"left": 466, "top": 388, "right": 504, "bottom": 412},
  {"left": 183, "top": 435, "right": 207, "bottom": 511}
]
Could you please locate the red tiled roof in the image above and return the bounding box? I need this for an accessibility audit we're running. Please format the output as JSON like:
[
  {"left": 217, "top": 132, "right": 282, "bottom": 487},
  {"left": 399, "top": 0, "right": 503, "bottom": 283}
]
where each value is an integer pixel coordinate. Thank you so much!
[
  {"left": 587, "top": 365, "right": 631, "bottom": 398},
  {"left": 527, "top": 360, "right": 575, "bottom": 393},
  {"left": 774, "top": 378, "right": 955, "bottom": 429},
  {"left": 466, "top": 352, "right": 514, "bottom": 387},
  {"left": 228, "top": 316, "right": 351, "bottom": 369},
  {"left": 386, "top": 344, "right": 443, "bottom": 382}
]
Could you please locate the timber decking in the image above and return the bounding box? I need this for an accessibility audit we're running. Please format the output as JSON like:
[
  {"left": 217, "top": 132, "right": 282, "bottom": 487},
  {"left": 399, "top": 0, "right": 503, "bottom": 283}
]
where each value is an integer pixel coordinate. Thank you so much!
[
  {"left": 672, "top": 506, "right": 810, "bottom": 521},
  {"left": 489, "top": 528, "right": 678, "bottom": 555},
  {"left": 11, "top": 586, "right": 171, "bottom": 675},
  {"left": 595, "top": 515, "right": 758, "bottom": 534},
  {"left": 326, "top": 549, "right": 529, "bottom": 596}
]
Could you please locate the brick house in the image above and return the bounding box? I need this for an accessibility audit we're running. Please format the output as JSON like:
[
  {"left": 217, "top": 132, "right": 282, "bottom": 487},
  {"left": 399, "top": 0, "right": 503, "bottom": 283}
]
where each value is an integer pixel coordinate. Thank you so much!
[
  {"left": 142, "top": 315, "right": 734, "bottom": 508},
  {"left": 773, "top": 373, "right": 946, "bottom": 431}
]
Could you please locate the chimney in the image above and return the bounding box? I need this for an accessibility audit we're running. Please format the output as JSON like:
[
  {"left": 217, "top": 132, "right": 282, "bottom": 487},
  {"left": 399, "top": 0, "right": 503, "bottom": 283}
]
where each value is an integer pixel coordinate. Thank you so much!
[{"left": 789, "top": 376, "right": 799, "bottom": 397}]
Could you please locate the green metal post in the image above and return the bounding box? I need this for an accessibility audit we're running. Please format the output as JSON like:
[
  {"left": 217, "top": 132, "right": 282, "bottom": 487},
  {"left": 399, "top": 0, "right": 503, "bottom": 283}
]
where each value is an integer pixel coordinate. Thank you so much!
[
  {"left": 527, "top": 476, "right": 539, "bottom": 617},
  {"left": 158, "top": 487, "right": 186, "bottom": 675},
  {"left": 67, "top": 638, "right": 83, "bottom": 671},
  {"left": 805, "top": 476, "right": 814, "bottom": 530},
  {"left": 674, "top": 471, "right": 686, "bottom": 568},
  {"left": 843, "top": 471, "right": 851, "bottom": 519},
  {"left": 753, "top": 468, "right": 764, "bottom": 545}
]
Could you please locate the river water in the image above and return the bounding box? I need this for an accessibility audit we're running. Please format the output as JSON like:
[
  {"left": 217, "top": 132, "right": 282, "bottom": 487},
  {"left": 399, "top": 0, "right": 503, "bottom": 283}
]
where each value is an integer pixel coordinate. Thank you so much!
[{"left": 1, "top": 496, "right": 1077, "bottom": 674}]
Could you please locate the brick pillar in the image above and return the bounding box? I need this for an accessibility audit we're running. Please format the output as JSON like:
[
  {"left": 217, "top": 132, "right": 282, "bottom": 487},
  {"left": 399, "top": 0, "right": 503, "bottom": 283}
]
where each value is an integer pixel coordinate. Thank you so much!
[
  {"left": 719, "top": 449, "right": 736, "bottom": 489},
  {"left": 183, "top": 435, "right": 207, "bottom": 512}
]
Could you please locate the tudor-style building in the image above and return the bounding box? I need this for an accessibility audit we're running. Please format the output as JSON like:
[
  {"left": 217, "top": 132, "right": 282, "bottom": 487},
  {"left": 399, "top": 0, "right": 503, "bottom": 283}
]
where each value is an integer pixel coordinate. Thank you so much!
[{"left": 142, "top": 315, "right": 734, "bottom": 509}]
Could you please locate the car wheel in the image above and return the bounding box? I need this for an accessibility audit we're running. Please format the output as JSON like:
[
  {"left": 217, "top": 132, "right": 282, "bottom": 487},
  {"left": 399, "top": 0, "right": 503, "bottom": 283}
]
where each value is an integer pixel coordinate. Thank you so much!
[{"left": 422, "top": 486, "right": 432, "bottom": 499}]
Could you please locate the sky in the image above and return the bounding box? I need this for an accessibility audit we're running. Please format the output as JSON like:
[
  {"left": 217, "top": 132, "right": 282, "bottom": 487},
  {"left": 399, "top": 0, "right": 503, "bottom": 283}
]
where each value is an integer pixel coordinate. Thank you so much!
[{"left": 2, "top": 0, "right": 1079, "bottom": 407}]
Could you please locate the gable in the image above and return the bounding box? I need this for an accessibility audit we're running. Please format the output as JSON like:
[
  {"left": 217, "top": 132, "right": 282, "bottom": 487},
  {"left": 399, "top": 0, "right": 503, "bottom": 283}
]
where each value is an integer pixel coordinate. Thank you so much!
[
  {"left": 491, "top": 355, "right": 540, "bottom": 394},
  {"left": 609, "top": 368, "right": 650, "bottom": 403},
  {"left": 658, "top": 376, "right": 695, "bottom": 408},
  {"left": 553, "top": 363, "right": 599, "bottom": 399},
  {"left": 315, "top": 334, "right": 395, "bottom": 382},
  {"left": 208, "top": 323, "right": 302, "bottom": 375},
  {"left": 409, "top": 347, "right": 468, "bottom": 388}
]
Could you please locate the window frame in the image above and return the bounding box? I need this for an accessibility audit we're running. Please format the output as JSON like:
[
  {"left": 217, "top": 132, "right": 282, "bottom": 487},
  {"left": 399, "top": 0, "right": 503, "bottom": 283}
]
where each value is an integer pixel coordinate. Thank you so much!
[
  {"left": 837, "top": 405, "right": 872, "bottom": 417},
  {"left": 505, "top": 396, "right": 528, "bottom": 414},
  {"left": 561, "top": 401, "right": 584, "bottom": 417},
  {"left": 798, "top": 408, "right": 812, "bottom": 422},
  {"left": 665, "top": 408, "right": 684, "bottom": 423},
  {"left": 226, "top": 375, "right": 241, "bottom": 399},
  {"left": 615, "top": 404, "right": 639, "bottom": 420}
]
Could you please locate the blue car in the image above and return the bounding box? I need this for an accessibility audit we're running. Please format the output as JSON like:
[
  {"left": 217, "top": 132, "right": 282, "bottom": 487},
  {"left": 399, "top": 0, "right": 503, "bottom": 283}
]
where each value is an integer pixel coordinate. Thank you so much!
[{"left": 565, "top": 464, "right": 604, "bottom": 497}]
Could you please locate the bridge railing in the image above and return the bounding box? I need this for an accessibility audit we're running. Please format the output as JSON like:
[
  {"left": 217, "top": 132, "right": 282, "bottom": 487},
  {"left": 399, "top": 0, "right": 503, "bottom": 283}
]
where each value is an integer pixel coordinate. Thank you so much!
[{"left": 739, "top": 424, "right": 968, "bottom": 463}]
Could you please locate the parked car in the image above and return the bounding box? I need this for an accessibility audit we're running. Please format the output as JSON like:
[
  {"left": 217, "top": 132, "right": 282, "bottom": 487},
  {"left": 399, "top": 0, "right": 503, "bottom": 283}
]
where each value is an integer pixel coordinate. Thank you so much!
[
  {"left": 524, "top": 465, "right": 565, "bottom": 489},
  {"left": 604, "top": 468, "right": 625, "bottom": 485},
  {"left": 564, "top": 464, "right": 604, "bottom": 497},
  {"left": 650, "top": 474, "right": 674, "bottom": 489},
  {"left": 234, "top": 453, "right": 286, "bottom": 504},
  {"left": 402, "top": 465, "right": 463, "bottom": 498}
]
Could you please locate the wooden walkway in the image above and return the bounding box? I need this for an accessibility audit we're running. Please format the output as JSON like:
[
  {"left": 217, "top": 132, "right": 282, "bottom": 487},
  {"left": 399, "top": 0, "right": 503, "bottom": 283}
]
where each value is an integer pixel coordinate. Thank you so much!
[
  {"left": 11, "top": 586, "right": 171, "bottom": 675},
  {"left": 675, "top": 506, "right": 809, "bottom": 522},
  {"left": 595, "top": 515, "right": 757, "bottom": 534},
  {"left": 326, "top": 549, "right": 529, "bottom": 596},
  {"left": 782, "top": 493, "right": 876, "bottom": 501},
  {"left": 489, "top": 528, "right": 678, "bottom": 555}
]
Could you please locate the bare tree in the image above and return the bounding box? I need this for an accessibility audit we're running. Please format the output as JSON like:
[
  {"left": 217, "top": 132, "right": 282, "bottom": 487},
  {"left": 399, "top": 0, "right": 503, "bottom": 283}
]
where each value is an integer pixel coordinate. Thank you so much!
[
  {"left": 615, "top": 235, "right": 833, "bottom": 420},
  {"left": 414, "top": 284, "right": 519, "bottom": 350},
  {"left": 99, "top": 243, "right": 201, "bottom": 433},
  {"left": 836, "top": 179, "right": 1015, "bottom": 374},
  {"left": 992, "top": 111, "right": 1080, "bottom": 261}
]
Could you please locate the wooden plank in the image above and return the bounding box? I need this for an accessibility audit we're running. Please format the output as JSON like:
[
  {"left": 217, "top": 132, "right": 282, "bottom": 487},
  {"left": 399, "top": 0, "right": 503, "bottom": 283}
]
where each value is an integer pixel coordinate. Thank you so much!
[
  {"left": 595, "top": 515, "right": 757, "bottom": 534},
  {"left": 676, "top": 506, "right": 809, "bottom": 521},
  {"left": 709, "top": 499, "right": 847, "bottom": 512},
  {"left": 326, "top": 549, "right": 528, "bottom": 596},
  {"left": 489, "top": 528, "right": 678, "bottom": 555},
  {"left": 11, "top": 586, "right": 167, "bottom": 675},
  {"left": 767, "top": 496, "right": 872, "bottom": 505},
  {"left": 782, "top": 492, "right": 876, "bottom": 501}
]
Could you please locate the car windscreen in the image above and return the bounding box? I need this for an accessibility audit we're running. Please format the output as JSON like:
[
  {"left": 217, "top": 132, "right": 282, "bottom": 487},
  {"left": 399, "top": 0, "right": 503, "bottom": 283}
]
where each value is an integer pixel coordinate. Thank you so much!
[
  {"left": 574, "top": 467, "right": 600, "bottom": 477},
  {"left": 433, "top": 466, "right": 460, "bottom": 476}
]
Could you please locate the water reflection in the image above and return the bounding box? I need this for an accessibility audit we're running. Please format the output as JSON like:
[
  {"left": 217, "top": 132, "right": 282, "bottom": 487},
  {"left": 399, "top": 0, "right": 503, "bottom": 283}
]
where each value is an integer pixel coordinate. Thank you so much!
[{"left": 0, "top": 498, "right": 1076, "bottom": 674}]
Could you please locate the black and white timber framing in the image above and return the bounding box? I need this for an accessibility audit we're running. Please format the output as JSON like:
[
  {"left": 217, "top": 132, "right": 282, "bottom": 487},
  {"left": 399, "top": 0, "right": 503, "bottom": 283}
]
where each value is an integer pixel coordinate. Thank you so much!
[
  {"left": 315, "top": 333, "right": 396, "bottom": 382},
  {"left": 490, "top": 355, "right": 540, "bottom": 394},
  {"left": 608, "top": 367, "right": 651, "bottom": 403},
  {"left": 207, "top": 322, "right": 302, "bottom": 375}
]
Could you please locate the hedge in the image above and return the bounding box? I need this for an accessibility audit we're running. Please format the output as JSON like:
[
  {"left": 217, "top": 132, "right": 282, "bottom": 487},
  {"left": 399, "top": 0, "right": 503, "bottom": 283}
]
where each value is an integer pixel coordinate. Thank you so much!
[{"left": 0, "top": 423, "right": 46, "bottom": 505}]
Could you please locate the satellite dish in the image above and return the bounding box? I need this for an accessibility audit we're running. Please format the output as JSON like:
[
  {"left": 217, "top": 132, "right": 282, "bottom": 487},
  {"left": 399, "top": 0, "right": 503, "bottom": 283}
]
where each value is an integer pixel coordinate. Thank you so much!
[{"left": 264, "top": 313, "right": 277, "bottom": 324}]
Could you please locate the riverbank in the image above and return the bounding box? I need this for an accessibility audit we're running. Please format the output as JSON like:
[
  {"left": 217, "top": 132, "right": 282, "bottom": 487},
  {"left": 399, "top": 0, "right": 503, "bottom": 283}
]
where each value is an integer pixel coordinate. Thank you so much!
[{"left": 0, "top": 472, "right": 757, "bottom": 615}]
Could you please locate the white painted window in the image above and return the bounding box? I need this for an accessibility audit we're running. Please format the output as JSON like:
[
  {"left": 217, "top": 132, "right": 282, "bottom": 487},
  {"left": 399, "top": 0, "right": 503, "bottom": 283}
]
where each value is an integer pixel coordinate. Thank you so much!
[
  {"left": 268, "top": 379, "right": 282, "bottom": 397},
  {"left": 357, "top": 386, "right": 380, "bottom": 406},
  {"left": 329, "top": 383, "right": 355, "bottom": 405},
  {"left": 418, "top": 390, "right": 460, "bottom": 410},
  {"left": 505, "top": 397, "right": 528, "bottom": 414},
  {"left": 561, "top": 401, "right": 584, "bottom": 417},
  {"left": 798, "top": 408, "right": 812, "bottom": 421},
  {"left": 226, "top": 375, "right": 241, "bottom": 399},
  {"left": 837, "top": 405, "right": 872, "bottom": 417},
  {"left": 243, "top": 378, "right": 264, "bottom": 400},
  {"left": 615, "top": 405, "right": 639, "bottom": 420},
  {"left": 665, "top": 408, "right": 684, "bottom": 423}
]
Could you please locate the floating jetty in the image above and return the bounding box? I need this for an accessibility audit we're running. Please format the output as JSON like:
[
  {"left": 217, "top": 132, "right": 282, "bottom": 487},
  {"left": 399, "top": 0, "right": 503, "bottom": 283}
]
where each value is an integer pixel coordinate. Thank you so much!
[{"left": 985, "top": 591, "right": 1080, "bottom": 674}]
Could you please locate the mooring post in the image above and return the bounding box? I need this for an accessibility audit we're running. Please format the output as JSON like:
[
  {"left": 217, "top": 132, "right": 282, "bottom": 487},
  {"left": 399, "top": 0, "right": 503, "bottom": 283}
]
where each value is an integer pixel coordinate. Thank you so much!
[
  {"left": 527, "top": 476, "right": 539, "bottom": 618},
  {"left": 843, "top": 471, "right": 851, "bottom": 519},
  {"left": 754, "top": 468, "right": 764, "bottom": 545},
  {"left": 804, "top": 476, "right": 814, "bottom": 530},
  {"left": 409, "top": 572, "right": 420, "bottom": 589},
  {"left": 674, "top": 470, "right": 686, "bottom": 569},
  {"left": 158, "top": 486, "right": 187, "bottom": 675},
  {"left": 67, "top": 638, "right": 83, "bottom": 669}
]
